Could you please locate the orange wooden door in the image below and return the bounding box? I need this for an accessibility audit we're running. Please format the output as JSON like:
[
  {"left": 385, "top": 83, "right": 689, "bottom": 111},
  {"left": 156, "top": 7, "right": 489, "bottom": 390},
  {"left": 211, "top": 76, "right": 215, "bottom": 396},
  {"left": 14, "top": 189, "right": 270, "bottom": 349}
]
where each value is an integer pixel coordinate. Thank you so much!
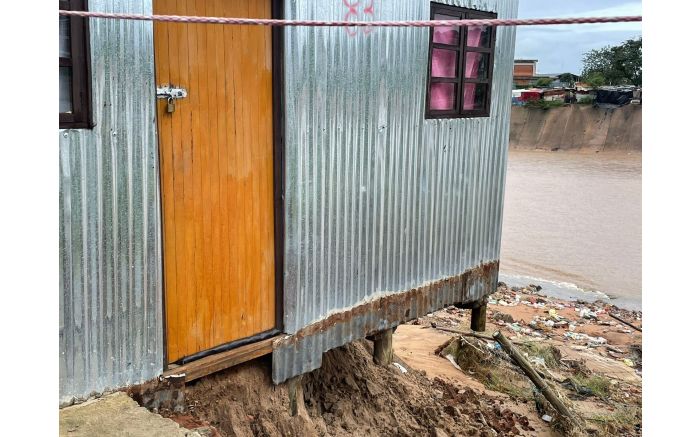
[{"left": 154, "top": 0, "right": 275, "bottom": 363}]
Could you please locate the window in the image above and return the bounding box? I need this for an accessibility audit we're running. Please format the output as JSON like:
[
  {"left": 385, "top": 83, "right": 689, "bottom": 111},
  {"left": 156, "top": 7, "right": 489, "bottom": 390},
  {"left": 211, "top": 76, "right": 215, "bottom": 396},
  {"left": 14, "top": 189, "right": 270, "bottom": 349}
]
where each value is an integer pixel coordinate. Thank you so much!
[
  {"left": 59, "top": 0, "right": 92, "bottom": 129},
  {"left": 425, "top": 4, "right": 496, "bottom": 119}
]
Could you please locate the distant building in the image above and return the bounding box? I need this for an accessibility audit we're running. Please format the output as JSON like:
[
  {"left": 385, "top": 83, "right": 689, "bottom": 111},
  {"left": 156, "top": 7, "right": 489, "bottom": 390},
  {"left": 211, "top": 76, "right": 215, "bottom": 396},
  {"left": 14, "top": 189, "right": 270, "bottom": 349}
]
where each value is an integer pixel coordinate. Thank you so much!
[
  {"left": 513, "top": 59, "right": 537, "bottom": 86},
  {"left": 512, "top": 59, "right": 559, "bottom": 88}
]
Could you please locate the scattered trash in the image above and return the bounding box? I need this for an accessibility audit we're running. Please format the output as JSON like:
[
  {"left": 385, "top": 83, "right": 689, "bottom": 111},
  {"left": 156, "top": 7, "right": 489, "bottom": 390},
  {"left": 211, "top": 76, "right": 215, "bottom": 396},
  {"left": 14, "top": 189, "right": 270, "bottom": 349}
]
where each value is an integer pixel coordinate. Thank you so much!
[
  {"left": 530, "top": 357, "right": 546, "bottom": 367},
  {"left": 445, "top": 354, "right": 462, "bottom": 371},
  {"left": 541, "top": 414, "right": 552, "bottom": 423},
  {"left": 579, "top": 308, "right": 597, "bottom": 319},
  {"left": 563, "top": 332, "right": 607, "bottom": 347},
  {"left": 393, "top": 362, "right": 408, "bottom": 374},
  {"left": 623, "top": 358, "right": 635, "bottom": 367},
  {"left": 508, "top": 323, "right": 523, "bottom": 333},
  {"left": 493, "top": 311, "right": 515, "bottom": 324}
]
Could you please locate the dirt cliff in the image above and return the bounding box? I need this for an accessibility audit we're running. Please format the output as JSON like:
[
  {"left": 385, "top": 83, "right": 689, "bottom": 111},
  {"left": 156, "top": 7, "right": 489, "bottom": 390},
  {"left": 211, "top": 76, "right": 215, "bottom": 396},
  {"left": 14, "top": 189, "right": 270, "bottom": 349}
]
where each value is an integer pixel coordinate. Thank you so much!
[{"left": 509, "top": 105, "right": 642, "bottom": 152}]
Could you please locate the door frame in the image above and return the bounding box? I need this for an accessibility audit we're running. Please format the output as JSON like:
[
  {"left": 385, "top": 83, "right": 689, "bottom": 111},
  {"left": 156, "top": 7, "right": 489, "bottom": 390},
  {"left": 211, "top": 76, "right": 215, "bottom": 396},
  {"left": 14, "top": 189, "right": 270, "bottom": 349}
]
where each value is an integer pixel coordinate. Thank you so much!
[{"left": 156, "top": 0, "right": 286, "bottom": 367}]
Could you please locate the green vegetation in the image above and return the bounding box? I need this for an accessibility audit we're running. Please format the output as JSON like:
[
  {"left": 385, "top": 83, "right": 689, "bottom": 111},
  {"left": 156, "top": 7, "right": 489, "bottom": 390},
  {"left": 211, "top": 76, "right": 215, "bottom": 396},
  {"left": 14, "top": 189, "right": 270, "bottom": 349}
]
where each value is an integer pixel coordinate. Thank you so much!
[
  {"left": 534, "top": 77, "right": 554, "bottom": 88},
  {"left": 557, "top": 73, "right": 578, "bottom": 87},
  {"left": 442, "top": 338, "right": 532, "bottom": 399},
  {"left": 521, "top": 342, "right": 561, "bottom": 368},
  {"left": 582, "top": 37, "right": 642, "bottom": 86},
  {"left": 585, "top": 72, "right": 606, "bottom": 89},
  {"left": 570, "top": 373, "right": 611, "bottom": 398},
  {"left": 577, "top": 96, "right": 593, "bottom": 105},
  {"left": 524, "top": 99, "right": 565, "bottom": 110},
  {"left": 591, "top": 406, "right": 641, "bottom": 436},
  {"left": 484, "top": 372, "right": 532, "bottom": 399}
]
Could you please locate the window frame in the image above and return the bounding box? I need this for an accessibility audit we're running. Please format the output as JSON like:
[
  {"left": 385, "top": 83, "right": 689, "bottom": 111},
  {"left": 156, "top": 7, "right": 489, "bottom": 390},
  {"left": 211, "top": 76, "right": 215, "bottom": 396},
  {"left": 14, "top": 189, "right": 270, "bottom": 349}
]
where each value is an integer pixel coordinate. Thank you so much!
[
  {"left": 425, "top": 3, "right": 497, "bottom": 119},
  {"left": 59, "top": 0, "right": 92, "bottom": 129}
]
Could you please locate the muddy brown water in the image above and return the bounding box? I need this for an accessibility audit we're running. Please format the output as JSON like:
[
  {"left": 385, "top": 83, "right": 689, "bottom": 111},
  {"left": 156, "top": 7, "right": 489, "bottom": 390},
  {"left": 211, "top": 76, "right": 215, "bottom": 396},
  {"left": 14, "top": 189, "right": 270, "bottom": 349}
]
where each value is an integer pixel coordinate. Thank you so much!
[{"left": 500, "top": 150, "right": 642, "bottom": 310}]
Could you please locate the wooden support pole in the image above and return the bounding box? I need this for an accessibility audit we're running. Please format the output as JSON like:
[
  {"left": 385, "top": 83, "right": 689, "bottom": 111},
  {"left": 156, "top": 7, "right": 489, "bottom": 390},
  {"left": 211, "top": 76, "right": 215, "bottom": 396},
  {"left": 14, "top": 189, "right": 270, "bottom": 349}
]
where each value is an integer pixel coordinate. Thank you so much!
[
  {"left": 470, "top": 302, "right": 487, "bottom": 332},
  {"left": 373, "top": 328, "right": 393, "bottom": 366},
  {"left": 493, "top": 331, "right": 577, "bottom": 422},
  {"left": 288, "top": 375, "right": 303, "bottom": 417}
]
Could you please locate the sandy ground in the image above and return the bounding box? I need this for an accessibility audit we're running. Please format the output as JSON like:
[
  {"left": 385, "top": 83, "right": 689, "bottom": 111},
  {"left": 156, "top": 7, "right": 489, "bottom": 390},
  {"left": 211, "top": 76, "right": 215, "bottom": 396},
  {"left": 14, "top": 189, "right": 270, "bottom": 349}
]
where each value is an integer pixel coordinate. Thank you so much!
[
  {"left": 394, "top": 325, "right": 558, "bottom": 437},
  {"left": 175, "top": 341, "right": 537, "bottom": 436}
]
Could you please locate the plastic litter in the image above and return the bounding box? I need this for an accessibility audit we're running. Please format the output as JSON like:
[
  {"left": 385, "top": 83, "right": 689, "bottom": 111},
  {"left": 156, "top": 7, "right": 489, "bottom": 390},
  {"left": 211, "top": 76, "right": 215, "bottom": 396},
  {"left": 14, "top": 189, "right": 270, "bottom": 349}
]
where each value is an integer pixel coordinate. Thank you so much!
[
  {"left": 393, "top": 362, "right": 408, "bottom": 374},
  {"left": 445, "top": 354, "right": 462, "bottom": 371},
  {"left": 541, "top": 414, "right": 552, "bottom": 423},
  {"left": 508, "top": 323, "right": 522, "bottom": 332},
  {"left": 530, "top": 356, "right": 546, "bottom": 367},
  {"left": 579, "top": 308, "right": 598, "bottom": 319}
]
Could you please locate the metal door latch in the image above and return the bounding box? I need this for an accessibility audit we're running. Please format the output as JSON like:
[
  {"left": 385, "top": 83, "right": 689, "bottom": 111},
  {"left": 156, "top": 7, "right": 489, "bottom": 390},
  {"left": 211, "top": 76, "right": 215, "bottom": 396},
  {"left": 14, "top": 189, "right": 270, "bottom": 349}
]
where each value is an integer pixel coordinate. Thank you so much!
[{"left": 157, "top": 85, "right": 187, "bottom": 113}]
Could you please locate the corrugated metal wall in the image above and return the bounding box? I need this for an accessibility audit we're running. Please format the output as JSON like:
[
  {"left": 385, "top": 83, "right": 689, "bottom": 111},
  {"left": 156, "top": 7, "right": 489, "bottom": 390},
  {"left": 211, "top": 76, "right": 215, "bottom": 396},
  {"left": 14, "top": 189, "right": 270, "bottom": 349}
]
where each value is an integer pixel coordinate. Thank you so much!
[
  {"left": 275, "top": 0, "right": 517, "bottom": 382},
  {"left": 283, "top": 0, "right": 517, "bottom": 331},
  {"left": 59, "top": 0, "right": 162, "bottom": 406}
]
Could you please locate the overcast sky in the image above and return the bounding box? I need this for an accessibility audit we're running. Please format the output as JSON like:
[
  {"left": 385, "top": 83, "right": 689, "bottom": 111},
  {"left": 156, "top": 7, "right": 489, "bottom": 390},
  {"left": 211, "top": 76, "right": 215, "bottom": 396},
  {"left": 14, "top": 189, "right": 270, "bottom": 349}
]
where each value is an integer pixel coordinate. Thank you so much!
[{"left": 515, "top": 0, "right": 642, "bottom": 75}]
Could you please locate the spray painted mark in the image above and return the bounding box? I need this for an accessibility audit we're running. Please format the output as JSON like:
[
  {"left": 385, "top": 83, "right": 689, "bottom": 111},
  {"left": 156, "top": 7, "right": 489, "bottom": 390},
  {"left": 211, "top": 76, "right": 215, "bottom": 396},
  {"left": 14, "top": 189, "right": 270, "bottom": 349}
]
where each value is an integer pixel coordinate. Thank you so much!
[{"left": 343, "top": 0, "right": 375, "bottom": 36}]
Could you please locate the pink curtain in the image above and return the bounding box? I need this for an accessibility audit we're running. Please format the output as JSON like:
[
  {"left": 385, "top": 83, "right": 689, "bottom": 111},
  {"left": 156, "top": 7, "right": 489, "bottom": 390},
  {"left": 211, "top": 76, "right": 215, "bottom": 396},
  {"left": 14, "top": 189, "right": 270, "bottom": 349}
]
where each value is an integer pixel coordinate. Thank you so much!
[
  {"left": 431, "top": 49, "right": 456, "bottom": 78},
  {"left": 430, "top": 49, "right": 456, "bottom": 109},
  {"left": 430, "top": 83, "right": 455, "bottom": 110},
  {"left": 463, "top": 27, "right": 484, "bottom": 110},
  {"left": 433, "top": 15, "right": 458, "bottom": 44}
]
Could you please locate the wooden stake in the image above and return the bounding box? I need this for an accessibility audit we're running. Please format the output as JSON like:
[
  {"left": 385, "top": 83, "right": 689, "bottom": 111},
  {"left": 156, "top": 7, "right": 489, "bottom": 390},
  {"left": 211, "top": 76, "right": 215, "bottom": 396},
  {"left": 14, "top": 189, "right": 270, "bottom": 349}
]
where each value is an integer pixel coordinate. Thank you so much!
[
  {"left": 434, "top": 326, "right": 494, "bottom": 341},
  {"left": 470, "top": 302, "right": 487, "bottom": 332},
  {"left": 373, "top": 328, "right": 393, "bottom": 366},
  {"left": 610, "top": 313, "right": 642, "bottom": 332},
  {"left": 288, "top": 375, "right": 303, "bottom": 417},
  {"left": 492, "top": 331, "right": 578, "bottom": 422}
]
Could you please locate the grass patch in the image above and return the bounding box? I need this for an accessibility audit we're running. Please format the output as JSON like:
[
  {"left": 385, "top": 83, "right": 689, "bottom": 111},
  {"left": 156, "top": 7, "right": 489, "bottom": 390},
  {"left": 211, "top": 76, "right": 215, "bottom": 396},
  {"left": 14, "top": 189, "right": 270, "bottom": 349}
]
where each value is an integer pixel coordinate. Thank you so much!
[
  {"left": 521, "top": 342, "right": 561, "bottom": 368},
  {"left": 577, "top": 96, "right": 594, "bottom": 105},
  {"left": 524, "top": 99, "right": 565, "bottom": 109},
  {"left": 590, "top": 406, "right": 641, "bottom": 436},
  {"left": 570, "top": 373, "right": 611, "bottom": 398},
  {"left": 441, "top": 338, "right": 532, "bottom": 400},
  {"left": 484, "top": 372, "right": 532, "bottom": 399}
]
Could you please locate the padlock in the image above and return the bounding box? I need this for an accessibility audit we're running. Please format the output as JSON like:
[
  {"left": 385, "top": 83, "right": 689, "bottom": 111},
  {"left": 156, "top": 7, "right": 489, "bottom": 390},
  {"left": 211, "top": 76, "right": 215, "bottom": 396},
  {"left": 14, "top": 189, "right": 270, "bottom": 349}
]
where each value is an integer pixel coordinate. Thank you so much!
[{"left": 167, "top": 97, "right": 175, "bottom": 113}]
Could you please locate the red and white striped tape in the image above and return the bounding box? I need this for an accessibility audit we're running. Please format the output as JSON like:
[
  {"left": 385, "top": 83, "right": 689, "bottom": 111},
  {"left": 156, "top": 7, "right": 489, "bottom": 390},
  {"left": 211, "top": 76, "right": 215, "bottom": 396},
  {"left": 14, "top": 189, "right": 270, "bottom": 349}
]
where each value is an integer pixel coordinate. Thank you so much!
[{"left": 58, "top": 10, "right": 641, "bottom": 28}]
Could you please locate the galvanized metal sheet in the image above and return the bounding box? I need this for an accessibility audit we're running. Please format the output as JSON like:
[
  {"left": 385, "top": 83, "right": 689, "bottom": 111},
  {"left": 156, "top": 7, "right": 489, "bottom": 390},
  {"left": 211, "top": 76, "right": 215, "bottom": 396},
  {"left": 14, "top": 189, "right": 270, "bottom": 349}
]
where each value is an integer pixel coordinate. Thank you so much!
[
  {"left": 277, "top": 0, "right": 517, "bottom": 382},
  {"left": 59, "top": 0, "right": 162, "bottom": 406}
]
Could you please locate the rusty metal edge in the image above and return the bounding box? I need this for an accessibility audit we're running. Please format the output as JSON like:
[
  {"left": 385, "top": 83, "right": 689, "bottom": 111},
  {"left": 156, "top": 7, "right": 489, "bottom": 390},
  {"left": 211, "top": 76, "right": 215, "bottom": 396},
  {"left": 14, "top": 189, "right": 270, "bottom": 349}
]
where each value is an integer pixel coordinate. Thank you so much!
[{"left": 274, "top": 261, "right": 498, "bottom": 348}]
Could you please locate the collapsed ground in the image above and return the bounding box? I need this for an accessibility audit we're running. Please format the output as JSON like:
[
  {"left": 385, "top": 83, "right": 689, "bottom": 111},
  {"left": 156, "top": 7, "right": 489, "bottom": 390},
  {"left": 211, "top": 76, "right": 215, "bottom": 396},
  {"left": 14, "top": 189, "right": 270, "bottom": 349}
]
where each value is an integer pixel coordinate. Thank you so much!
[{"left": 148, "top": 282, "right": 641, "bottom": 436}]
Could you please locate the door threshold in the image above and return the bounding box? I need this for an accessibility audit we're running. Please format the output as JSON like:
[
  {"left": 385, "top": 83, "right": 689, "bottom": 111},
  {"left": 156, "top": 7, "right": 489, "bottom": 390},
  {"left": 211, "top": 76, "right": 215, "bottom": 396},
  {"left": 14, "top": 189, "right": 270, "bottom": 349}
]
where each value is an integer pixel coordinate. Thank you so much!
[{"left": 164, "top": 334, "right": 283, "bottom": 383}]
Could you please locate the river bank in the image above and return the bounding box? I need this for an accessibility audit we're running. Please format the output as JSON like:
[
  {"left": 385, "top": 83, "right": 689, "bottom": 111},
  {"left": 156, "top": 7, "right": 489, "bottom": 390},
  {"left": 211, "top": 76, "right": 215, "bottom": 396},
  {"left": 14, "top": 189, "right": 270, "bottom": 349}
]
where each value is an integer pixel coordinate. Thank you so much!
[{"left": 510, "top": 105, "right": 642, "bottom": 152}]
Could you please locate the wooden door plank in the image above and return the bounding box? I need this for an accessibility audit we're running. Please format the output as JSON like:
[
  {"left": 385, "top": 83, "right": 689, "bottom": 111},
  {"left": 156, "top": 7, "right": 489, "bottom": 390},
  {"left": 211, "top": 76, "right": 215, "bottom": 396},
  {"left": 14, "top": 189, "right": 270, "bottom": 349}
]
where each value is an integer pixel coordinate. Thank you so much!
[
  {"left": 222, "top": 0, "right": 240, "bottom": 343},
  {"left": 260, "top": 0, "right": 275, "bottom": 327},
  {"left": 203, "top": 0, "right": 222, "bottom": 352},
  {"left": 212, "top": 0, "right": 231, "bottom": 348},
  {"left": 184, "top": 0, "right": 205, "bottom": 356},
  {"left": 174, "top": 0, "right": 198, "bottom": 357},
  {"left": 237, "top": 0, "right": 253, "bottom": 339}
]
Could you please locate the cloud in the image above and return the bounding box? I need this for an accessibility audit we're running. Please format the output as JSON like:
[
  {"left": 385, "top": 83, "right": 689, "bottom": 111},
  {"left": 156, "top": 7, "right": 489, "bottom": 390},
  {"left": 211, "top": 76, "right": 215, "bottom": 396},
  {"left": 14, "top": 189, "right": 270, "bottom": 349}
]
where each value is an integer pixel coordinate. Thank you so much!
[{"left": 515, "top": 0, "right": 642, "bottom": 74}]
